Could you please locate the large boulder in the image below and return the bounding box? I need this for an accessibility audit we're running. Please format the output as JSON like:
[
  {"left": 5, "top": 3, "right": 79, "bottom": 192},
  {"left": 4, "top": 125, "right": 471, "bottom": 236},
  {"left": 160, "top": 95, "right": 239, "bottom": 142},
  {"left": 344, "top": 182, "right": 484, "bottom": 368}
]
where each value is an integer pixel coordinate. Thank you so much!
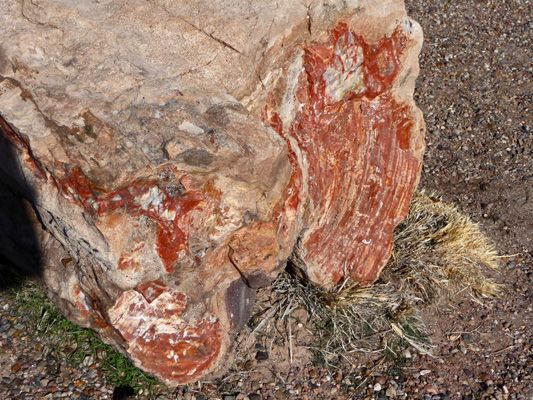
[{"left": 0, "top": 0, "right": 424, "bottom": 385}]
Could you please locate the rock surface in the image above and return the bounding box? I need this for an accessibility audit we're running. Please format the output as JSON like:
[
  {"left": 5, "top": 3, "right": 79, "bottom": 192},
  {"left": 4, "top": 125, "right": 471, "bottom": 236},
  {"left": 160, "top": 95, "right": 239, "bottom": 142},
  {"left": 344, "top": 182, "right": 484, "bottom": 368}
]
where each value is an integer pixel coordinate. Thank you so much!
[
  {"left": 258, "top": 19, "right": 425, "bottom": 287},
  {"left": 0, "top": 0, "right": 424, "bottom": 385}
]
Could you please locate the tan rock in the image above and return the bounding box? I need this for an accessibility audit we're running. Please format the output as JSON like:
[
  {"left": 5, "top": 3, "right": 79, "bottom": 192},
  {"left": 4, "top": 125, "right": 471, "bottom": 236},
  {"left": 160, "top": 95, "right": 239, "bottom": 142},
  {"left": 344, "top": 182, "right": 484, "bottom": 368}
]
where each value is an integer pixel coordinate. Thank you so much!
[{"left": 0, "top": 0, "right": 424, "bottom": 384}]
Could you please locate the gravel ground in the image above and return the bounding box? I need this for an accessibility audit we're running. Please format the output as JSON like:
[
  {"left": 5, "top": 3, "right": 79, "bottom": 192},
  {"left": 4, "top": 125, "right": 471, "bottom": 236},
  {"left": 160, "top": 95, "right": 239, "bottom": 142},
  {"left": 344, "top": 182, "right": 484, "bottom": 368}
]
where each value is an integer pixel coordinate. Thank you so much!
[{"left": 1, "top": 0, "right": 532, "bottom": 399}]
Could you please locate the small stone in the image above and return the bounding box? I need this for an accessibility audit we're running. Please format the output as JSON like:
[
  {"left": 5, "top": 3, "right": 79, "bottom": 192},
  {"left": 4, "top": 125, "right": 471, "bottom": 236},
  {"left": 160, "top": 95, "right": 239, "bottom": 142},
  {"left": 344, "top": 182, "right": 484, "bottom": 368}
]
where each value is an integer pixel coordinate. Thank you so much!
[
  {"left": 402, "top": 349, "right": 412, "bottom": 358},
  {"left": 333, "top": 372, "right": 343, "bottom": 382},
  {"left": 420, "top": 370, "right": 432, "bottom": 376},
  {"left": 83, "top": 355, "right": 94, "bottom": 367},
  {"left": 463, "top": 368, "right": 473, "bottom": 377},
  {"left": 424, "top": 384, "right": 438, "bottom": 395},
  {"left": 274, "top": 390, "right": 286, "bottom": 400},
  {"left": 248, "top": 394, "right": 261, "bottom": 400},
  {"left": 11, "top": 363, "right": 22, "bottom": 373},
  {"left": 255, "top": 351, "right": 269, "bottom": 361},
  {"left": 479, "top": 372, "right": 491, "bottom": 381},
  {"left": 386, "top": 386, "right": 397, "bottom": 397},
  {"left": 243, "top": 360, "right": 253, "bottom": 370},
  {"left": 462, "top": 333, "right": 473, "bottom": 343},
  {"left": 85, "top": 370, "right": 98, "bottom": 379},
  {"left": 375, "top": 376, "right": 387, "bottom": 385},
  {"left": 308, "top": 369, "right": 318, "bottom": 378},
  {"left": 11, "top": 377, "right": 24, "bottom": 387},
  {"left": 374, "top": 383, "right": 382, "bottom": 392}
]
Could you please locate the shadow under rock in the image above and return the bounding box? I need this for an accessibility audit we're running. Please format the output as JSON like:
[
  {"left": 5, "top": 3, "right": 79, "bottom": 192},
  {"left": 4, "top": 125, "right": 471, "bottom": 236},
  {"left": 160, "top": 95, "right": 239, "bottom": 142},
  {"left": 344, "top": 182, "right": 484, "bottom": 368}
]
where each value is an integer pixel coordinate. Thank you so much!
[
  {"left": 0, "top": 114, "right": 43, "bottom": 289},
  {"left": 113, "top": 385, "right": 136, "bottom": 400}
]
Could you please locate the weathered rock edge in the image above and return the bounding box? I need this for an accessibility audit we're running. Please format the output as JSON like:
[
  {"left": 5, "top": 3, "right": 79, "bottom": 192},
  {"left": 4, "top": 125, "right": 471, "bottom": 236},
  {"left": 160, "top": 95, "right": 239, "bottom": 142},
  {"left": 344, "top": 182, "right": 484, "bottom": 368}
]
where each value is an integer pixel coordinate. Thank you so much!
[{"left": 0, "top": 0, "right": 424, "bottom": 385}]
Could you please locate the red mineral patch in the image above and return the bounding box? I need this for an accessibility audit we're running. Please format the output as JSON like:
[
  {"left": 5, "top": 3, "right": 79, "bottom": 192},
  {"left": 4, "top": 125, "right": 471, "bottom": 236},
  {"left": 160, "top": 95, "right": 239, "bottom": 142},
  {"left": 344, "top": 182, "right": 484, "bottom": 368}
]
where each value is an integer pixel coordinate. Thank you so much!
[
  {"left": 109, "top": 284, "right": 223, "bottom": 384},
  {"left": 118, "top": 243, "right": 146, "bottom": 272},
  {"left": 264, "top": 23, "right": 420, "bottom": 287},
  {"left": 53, "top": 164, "right": 220, "bottom": 273}
]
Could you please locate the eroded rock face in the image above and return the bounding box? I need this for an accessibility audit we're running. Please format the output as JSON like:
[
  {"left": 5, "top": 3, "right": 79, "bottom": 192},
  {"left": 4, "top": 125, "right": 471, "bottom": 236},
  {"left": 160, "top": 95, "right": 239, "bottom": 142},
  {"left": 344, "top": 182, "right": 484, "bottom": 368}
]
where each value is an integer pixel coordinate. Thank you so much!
[{"left": 0, "top": 0, "right": 424, "bottom": 385}]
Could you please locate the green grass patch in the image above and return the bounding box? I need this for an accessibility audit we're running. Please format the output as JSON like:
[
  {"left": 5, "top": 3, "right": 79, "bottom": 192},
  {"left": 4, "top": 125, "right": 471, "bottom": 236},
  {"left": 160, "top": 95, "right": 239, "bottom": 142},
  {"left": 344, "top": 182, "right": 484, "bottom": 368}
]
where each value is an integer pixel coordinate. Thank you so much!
[{"left": 8, "top": 280, "right": 165, "bottom": 397}]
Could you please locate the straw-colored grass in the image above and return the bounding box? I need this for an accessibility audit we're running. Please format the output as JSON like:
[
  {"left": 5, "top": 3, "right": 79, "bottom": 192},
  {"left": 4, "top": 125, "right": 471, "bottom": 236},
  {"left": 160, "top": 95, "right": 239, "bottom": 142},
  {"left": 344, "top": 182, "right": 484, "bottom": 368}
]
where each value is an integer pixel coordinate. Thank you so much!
[
  {"left": 385, "top": 190, "right": 501, "bottom": 302},
  {"left": 250, "top": 190, "right": 502, "bottom": 369}
]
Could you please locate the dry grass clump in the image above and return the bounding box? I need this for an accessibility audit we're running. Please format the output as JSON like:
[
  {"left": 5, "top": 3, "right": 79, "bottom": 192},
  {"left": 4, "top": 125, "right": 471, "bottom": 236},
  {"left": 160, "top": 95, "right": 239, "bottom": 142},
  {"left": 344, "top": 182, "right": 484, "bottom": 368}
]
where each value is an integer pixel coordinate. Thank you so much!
[
  {"left": 250, "top": 190, "right": 502, "bottom": 368},
  {"left": 385, "top": 190, "right": 502, "bottom": 302}
]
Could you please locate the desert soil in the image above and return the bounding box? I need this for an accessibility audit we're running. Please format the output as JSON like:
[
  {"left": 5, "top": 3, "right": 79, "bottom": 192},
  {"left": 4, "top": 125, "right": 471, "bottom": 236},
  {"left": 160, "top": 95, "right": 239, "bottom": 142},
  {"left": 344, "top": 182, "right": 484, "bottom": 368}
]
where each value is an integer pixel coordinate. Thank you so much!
[{"left": 0, "top": 0, "right": 532, "bottom": 399}]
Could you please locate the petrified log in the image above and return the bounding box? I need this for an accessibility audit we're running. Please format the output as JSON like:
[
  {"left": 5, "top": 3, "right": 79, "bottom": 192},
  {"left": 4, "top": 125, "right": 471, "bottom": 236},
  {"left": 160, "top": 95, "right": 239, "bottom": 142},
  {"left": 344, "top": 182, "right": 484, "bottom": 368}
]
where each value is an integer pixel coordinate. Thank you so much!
[{"left": 0, "top": 0, "right": 424, "bottom": 385}]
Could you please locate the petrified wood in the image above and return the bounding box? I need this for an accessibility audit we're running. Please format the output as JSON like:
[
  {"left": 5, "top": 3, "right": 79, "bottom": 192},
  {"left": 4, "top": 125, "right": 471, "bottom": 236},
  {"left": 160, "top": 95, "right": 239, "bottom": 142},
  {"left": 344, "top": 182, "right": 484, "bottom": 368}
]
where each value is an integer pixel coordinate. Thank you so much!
[{"left": 0, "top": 0, "right": 424, "bottom": 385}]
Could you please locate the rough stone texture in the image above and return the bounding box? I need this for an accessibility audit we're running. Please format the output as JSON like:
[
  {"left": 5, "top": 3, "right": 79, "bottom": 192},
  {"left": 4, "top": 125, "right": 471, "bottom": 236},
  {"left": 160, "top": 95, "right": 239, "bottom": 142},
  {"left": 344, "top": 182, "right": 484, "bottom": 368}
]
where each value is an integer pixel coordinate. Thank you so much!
[{"left": 0, "top": 0, "right": 424, "bottom": 385}]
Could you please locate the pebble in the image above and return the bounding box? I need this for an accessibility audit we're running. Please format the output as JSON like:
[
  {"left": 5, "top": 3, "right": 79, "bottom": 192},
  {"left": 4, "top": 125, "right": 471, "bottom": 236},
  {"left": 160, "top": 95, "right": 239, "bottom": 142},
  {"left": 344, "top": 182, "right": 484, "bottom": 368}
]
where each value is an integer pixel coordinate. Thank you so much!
[
  {"left": 424, "top": 384, "right": 438, "bottom": 395},
  {"left": 11, "top": 363, "right": 22, "bottom": 373},
  {"left": 274, "top": 390, "right": 286, "bottom": 400},
  {"left": 386, "top": 386, "right": 396, "bottom": 397},
  {"left": 374, "top": 383, "right": 382, "bottom": 392}
]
